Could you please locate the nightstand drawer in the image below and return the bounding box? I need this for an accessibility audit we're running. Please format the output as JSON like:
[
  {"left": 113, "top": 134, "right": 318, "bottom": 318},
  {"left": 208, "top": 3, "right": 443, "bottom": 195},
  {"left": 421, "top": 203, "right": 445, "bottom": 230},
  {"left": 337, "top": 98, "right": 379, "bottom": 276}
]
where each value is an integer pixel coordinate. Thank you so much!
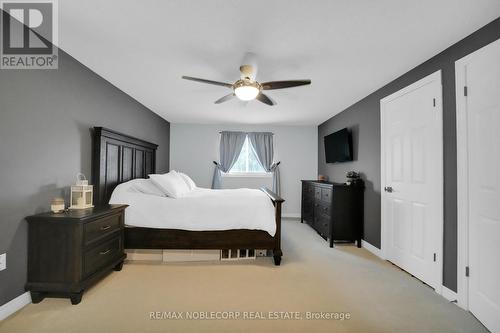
[
  {"left": 84, "top": 214, "right": 121, "bottom": 245},
  {"left": 84, "top": 236, "right": 121, "bottom": 277}
]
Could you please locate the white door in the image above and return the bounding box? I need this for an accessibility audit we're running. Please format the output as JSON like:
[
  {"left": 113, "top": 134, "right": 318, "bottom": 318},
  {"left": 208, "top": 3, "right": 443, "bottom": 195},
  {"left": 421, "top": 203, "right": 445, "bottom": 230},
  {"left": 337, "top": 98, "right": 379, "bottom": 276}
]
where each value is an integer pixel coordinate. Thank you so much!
[
  {"left": 456, "top": 39, "right": 500, "bottom": 333},
  {"left": 381, "top": 71, "right": 443, "bottom": 290}
]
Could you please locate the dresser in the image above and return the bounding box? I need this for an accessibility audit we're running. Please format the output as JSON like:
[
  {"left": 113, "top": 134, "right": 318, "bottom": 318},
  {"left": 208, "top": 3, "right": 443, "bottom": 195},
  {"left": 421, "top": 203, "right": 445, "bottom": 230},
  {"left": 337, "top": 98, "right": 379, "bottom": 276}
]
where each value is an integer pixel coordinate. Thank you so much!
[
  {"left": 301, "top": 180, "right": 364, "bottom": 247},
  {"left": 25, "top": 204, "right": 128, "bottom": 304}
]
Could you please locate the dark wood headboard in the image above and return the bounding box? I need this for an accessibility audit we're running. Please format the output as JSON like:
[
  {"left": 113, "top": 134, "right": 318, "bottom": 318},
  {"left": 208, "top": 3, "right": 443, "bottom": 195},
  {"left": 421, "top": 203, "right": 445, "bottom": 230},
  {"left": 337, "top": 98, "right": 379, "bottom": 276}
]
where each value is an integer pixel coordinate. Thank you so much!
[{"left": 92, "top": 127, "right": 158, "bottom": 205}]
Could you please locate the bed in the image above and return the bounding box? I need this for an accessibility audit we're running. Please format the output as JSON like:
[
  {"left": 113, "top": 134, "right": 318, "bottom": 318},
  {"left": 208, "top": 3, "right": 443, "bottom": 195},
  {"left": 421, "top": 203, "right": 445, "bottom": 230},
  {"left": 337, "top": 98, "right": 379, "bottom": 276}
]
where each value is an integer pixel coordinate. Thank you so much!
[{"left": 91, "top": 127, "right": 284, "bottom": 265}]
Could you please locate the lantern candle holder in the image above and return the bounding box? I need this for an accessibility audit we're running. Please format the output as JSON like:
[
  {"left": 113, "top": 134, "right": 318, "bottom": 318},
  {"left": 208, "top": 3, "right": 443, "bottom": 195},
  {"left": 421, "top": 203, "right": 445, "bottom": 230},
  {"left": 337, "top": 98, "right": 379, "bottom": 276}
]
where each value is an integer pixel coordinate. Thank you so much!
[{"left": 69, "top": 173, "right": 94, "bottom": 210}]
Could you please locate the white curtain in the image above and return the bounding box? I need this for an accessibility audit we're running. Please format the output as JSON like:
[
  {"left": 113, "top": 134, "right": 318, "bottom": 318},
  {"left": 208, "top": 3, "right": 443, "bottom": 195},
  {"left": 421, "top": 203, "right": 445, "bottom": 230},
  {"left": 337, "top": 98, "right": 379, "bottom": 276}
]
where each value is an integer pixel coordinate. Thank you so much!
[{"left": 211, "top": 131, "right": 247, "bottom": 189}]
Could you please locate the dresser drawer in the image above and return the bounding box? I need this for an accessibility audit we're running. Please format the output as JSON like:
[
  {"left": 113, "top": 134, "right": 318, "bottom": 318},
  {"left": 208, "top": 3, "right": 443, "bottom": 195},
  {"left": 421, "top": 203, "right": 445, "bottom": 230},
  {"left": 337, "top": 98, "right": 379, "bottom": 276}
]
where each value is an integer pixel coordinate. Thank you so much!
[
  {"left": 316, "top": 214, "right": 330, "bottom": 237},
  {"left": 319, "top": 201, "right": 331, "bottom": 216},
  {"left": 314, "top": 187, "right": 321, "bottom": 200},
  {"left": 84, "top": 214, "right": 121, "bottom": 245},
  {"left": 321, "top": 188, "right": 332, "bottom": 202},
  {"left": 314, "top": 201, "right": 330, "bottom": 216},
  {"left": 84, "top": 236, "right": 122, "bottom": 277},
  {"left": 303, "top": 183, "right": 314, "bottom": 195}
]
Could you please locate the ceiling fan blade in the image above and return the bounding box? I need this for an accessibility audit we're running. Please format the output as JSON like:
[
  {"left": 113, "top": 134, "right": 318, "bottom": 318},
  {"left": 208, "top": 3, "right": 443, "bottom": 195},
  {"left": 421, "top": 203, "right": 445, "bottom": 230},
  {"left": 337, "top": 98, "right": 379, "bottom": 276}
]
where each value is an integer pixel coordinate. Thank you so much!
[
  {"left": 182, "top": 76, "right": 233, "bottom": 88},
  {"left": 261, "top": 80, "right": 311, "bottom": 90},
  {"left": 214, "top": 93, "right": 235, "bottom": 104},
  {"left": 256, "top": 93, "right": 275, "bottom": 106}
]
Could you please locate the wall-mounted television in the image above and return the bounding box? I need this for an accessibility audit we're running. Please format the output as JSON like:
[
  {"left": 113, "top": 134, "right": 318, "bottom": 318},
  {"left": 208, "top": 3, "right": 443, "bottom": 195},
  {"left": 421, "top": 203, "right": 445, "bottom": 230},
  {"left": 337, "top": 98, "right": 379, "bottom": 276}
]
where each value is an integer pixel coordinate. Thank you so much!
[{"left": 324, "top": 128, "right": 353, "bottom": 163}]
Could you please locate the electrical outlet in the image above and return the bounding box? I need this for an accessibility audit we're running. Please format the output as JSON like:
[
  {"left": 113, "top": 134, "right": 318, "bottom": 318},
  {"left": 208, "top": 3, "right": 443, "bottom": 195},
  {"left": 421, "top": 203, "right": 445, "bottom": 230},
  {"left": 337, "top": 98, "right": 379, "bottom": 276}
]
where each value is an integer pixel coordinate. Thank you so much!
[{"left": 0, "top": 253, "right": 6, "bottom": 271}]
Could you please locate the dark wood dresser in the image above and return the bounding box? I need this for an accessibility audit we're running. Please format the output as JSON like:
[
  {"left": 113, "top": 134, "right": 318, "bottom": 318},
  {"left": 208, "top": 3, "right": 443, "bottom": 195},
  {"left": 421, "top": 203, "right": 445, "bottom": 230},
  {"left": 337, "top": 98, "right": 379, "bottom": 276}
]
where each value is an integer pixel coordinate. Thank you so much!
[
  {"left": 25, "top": 204, "right": 128, "bottom": 304},
  {"left": 301, "top": 180, "right": 364, "bottom": 248}
]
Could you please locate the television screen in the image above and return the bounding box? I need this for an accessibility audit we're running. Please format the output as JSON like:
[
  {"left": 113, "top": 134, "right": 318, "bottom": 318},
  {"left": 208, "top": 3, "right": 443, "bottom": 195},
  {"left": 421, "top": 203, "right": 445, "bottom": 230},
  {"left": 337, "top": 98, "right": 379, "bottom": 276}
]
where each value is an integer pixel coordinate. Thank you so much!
[{"left": 324, "top": 128, "right": 353, "bottom": 163}]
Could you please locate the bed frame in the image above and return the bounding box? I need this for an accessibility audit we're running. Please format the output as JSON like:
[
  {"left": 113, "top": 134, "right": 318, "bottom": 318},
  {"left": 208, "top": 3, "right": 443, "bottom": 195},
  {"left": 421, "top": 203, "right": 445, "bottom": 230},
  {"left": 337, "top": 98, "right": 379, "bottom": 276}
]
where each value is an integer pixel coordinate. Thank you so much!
[{"left": 91, "top": 127, "right": 284, "bottom": 265}]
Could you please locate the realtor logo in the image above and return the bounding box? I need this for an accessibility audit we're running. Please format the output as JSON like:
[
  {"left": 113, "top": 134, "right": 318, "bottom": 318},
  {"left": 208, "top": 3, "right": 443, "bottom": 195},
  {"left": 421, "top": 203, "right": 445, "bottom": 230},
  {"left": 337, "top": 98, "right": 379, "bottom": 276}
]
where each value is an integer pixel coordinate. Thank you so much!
[{"left": 0, "top": 0, "right": 58, "bottom": 69}]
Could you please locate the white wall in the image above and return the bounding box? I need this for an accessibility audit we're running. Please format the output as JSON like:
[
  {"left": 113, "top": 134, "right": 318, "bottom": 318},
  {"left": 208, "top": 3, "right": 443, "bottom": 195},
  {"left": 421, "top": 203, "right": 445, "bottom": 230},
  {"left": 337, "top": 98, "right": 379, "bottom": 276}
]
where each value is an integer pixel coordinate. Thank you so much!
[{"left": 170, "top": 124, "right": 317, "bottom": 216}]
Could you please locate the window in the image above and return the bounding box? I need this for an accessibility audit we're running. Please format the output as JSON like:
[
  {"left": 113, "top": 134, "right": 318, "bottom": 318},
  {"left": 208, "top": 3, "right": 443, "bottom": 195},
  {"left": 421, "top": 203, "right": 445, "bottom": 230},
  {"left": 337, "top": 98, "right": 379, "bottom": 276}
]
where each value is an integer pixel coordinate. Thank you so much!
[{"left": 227, "top": 136, "right": 269, "bottom": 175}]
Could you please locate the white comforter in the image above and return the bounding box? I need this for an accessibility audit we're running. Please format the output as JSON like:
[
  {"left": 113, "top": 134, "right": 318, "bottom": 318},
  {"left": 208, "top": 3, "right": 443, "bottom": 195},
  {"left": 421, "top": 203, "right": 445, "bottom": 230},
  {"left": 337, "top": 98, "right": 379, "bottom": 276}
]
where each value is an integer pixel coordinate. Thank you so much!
[{"left": 109, "top": 185, "right": 276, "bottom": 236}]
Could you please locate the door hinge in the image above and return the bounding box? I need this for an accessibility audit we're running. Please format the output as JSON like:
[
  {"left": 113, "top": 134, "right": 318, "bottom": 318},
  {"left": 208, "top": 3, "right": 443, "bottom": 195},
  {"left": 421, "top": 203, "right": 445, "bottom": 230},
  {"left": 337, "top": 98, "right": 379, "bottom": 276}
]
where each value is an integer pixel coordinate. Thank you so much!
[
  {"left": 433, "top": 98, "right": 436, "bottom": 107},
  {"left": 433, "top": 253, "right": 436, "bottom": 262},
  {"left": 465, "top": 266, "right": 470, "bottom": 277},
  {"left": 464, "top": 86, "right": 468, "bottom": 97}
]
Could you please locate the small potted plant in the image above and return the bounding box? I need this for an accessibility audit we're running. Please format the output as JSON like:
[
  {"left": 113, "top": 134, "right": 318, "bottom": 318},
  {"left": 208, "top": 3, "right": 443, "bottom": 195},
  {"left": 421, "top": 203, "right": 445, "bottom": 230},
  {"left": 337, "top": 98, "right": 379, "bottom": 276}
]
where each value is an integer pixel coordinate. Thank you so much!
[{"left": 346, "top": 171, "right": 362, "bottom": 186}]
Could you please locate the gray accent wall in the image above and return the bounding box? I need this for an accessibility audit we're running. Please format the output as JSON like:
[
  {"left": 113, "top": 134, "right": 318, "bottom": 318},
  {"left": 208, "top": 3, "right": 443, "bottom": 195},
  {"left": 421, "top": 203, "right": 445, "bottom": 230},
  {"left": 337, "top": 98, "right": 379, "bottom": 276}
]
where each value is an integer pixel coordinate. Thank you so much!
[
  {"left": 0, "top": 49, "right": 170, "bottom": 306},
  {"left": 318, "top": 17, "right": 500, "bottom": 292}
]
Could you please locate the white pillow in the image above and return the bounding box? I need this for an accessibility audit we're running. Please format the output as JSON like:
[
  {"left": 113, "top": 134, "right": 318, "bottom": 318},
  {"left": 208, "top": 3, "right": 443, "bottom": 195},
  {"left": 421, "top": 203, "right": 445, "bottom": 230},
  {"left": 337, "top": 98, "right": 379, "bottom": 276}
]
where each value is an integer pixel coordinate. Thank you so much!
[
  {"left": 177, "top": 172, "right": 196, "bottom": 190},
  {"left": 130, "top": 179, "right": 165, "bottom": 197},
  {"left": 149, "top": 171, "right": 190, "bottom": 198}
]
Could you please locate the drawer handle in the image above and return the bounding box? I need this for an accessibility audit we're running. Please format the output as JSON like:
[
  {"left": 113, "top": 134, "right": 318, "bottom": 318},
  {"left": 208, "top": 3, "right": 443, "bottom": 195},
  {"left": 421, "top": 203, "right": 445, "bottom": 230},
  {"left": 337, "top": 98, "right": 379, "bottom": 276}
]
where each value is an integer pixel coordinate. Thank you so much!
[
  {"left": 100, "top": 225, "right": 111, "bottom": 231},
  {"left": 100, "top": 249, "right": 111, "bottom": 255}
]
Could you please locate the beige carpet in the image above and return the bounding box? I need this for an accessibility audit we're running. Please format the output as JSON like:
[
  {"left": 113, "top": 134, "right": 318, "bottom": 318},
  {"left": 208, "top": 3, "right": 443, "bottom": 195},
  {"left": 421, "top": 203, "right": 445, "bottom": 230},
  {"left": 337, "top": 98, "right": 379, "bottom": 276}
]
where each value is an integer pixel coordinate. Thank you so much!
[{"left": 0, "top": 219, "right": 487, "bottom": 333}]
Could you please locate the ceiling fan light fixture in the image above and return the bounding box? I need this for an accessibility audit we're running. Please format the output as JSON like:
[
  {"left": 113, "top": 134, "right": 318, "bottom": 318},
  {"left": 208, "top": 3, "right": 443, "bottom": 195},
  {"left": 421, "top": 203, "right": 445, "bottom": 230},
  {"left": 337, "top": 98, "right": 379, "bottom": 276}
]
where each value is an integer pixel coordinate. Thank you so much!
[{"left": 233, "top": 80, "right": 261, "bottom": 101}]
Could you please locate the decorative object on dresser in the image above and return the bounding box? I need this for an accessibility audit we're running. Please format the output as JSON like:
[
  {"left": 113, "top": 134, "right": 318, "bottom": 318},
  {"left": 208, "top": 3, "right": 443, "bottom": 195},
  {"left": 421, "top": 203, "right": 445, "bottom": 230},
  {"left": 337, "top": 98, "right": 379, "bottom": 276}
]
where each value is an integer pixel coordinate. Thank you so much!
[
  {"left": 346, "top": 171, "right": 363, "bottom": 186},
  {"left": 25, "top": 204, "right": 127, "bottom": 305},
  {"left": 50, "top": 197, "right": 65, "bottom": 213},
  {"left": 69, "top": 173, "right": 94, "bottom": 209},
  {"left": 301, "top": 180, "right": 364, "bottom": 248}
]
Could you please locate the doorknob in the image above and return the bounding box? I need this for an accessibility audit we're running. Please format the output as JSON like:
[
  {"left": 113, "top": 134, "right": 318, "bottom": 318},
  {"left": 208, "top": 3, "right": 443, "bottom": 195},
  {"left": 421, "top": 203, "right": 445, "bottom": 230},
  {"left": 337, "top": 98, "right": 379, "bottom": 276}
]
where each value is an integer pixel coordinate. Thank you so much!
[{"left": 384, "top": 186, "right": 393, "bottom": 193}]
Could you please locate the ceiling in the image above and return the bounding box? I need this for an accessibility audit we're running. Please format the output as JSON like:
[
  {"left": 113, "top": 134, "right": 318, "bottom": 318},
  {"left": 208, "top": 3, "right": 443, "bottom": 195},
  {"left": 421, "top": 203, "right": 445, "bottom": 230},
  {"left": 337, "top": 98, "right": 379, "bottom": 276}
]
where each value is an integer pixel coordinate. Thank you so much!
[{"left": 58, "top": 0, "right": 500, "bottom": 125}]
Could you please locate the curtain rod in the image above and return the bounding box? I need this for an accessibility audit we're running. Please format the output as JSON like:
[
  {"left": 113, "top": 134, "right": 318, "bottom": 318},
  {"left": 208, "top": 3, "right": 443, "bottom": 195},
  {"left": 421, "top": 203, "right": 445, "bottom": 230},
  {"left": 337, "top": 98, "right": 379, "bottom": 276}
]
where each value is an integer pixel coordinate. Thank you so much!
[
  {"left": 213, "top": 161, "right": 280, "bottom": 166},
  {"left": 218, "top": 131, "right": 274, "bottom": 134}
]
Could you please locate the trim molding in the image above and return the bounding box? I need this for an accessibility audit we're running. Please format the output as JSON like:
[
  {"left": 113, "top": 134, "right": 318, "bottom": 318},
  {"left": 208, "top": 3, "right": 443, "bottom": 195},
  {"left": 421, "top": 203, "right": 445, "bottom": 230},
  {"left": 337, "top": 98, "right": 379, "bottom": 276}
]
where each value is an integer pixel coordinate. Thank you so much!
[
  {"left": 282, "top": 213, "right": 300, "bottom": 219},
  {"left": 441, "top": 286, "right": 458, "bottom": 303},
  {"left": 0, "top": 292, "right": 31, "bottom": 321},
  {"left": 455, "top": 47, "right": 470, "bottom": 311},
  {"left": 361, "top": 240, "right": 382, "bottom": 258},
  {"left": 455, "top": 38, "right": 500, "bottom": 311}
]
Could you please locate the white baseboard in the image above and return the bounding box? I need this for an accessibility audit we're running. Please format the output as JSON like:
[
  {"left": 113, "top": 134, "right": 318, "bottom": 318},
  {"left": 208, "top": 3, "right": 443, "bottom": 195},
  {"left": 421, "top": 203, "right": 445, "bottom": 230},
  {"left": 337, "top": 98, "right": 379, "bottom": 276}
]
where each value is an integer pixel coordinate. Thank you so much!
[
  {"left": 361, "top": 240, "right": 382, "bottom": 258},
  {"left": 282, "top": 213, "right": 300, "bottom": 219},
  {"left": 0, "top": 292, "right": 31, "bottom": 321},
  {"left": 441, "top": 286, "right": 458, "bottom": 302}
]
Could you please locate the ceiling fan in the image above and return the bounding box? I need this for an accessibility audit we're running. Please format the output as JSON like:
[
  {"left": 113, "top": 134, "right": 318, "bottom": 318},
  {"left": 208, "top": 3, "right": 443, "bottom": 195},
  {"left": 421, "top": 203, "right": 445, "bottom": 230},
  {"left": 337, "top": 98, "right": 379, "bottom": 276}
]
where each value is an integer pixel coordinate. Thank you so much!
[{"left": 181, "top": 56, "right": 311, "bottom": 106}]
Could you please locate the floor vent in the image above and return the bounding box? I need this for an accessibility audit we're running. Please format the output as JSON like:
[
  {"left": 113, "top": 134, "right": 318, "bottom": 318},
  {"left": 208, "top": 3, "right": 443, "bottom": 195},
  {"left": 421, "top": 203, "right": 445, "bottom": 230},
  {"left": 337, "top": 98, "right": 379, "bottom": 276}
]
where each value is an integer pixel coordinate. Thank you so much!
[{"left": 221, "top": 249, "right": 256, "bottom": 261}]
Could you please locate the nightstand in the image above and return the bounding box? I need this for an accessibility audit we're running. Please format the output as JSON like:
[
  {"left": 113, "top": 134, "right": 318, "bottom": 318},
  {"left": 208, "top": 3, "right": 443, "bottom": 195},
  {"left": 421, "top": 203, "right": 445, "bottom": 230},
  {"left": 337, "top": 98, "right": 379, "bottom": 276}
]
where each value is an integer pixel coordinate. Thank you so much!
[{"left": 25, "top": 204, "right": 128, "bottom": 305}]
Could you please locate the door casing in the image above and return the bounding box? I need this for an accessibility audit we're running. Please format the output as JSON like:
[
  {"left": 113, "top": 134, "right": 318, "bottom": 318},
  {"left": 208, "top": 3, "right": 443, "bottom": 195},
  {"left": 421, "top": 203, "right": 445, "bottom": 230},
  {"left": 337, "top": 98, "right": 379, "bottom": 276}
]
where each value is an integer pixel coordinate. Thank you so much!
[{"left": 455, "top": 38, "right": 500, "bottom": 311}]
